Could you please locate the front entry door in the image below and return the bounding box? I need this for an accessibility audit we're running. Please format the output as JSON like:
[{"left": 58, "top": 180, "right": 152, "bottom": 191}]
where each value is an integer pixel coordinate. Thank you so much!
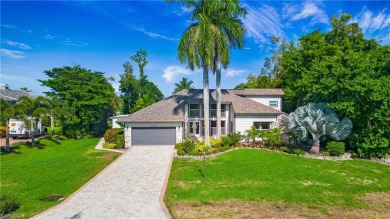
[{"left": 189, "top": 121, "right": 200, "bottom": 136}]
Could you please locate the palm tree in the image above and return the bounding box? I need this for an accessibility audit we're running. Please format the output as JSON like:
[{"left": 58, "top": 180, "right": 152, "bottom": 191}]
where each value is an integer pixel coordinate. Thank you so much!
[
  {"left": 0, "top": 98, "right": 15, "bottom": 152},
  {"left": 47, "top": 96, "right": 65, "bottom": 137},
  {"left": 14, "top": 96, "right": 49, "bottom": 145},
  {"left": 286, "top": 102, "right": 353, "bottom": 154},
  {"left": 167, "top": 0, "right": 245, "bottom": 145},
  {"left": 210, "top": 1, "right": 246, "bottom": 139},
  {"left": 173, "top": 77, "right": 194, "bottom": 94}
]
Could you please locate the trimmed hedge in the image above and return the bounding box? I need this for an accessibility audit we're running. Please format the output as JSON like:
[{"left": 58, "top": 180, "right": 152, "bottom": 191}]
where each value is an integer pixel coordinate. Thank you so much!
[{"left": 326, "top": 141, "right": 345, "bottom": 156}]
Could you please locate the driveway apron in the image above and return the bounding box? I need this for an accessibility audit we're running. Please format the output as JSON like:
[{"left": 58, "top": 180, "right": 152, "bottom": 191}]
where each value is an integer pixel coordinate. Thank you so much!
[{"left": 34, "top": 145, "right": 174, "bottom": 219}]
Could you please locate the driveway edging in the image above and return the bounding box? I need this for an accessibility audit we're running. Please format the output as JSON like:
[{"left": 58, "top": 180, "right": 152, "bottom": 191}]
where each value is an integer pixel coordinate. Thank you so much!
[{"left": 159, "top": 149, "right": 175, "bottom": 219}]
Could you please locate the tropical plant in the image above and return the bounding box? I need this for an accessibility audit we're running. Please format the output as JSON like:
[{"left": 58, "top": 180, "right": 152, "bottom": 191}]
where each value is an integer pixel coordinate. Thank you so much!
[
  {"left": 326, "top": 141, "right": 345, "bottom": 156},
  {"left": 166, "top": 0, "right": 246, "bottom": 145},
  {"left": 286, "top": 102, "right": 352, "bottom": 154},
  {"left": 13, "top": 96, "right": 49, "bottom": 145},
  {"left": 245, "top": 125, "right": 260, "bottom": 146},
  {"left": 0, "top": 99, "right": 15, "bottom": 151},
  {"left": 47, "top": 96, "right": 66, "bottom": 137},
  {"left": 173, "top": 77, "right": 194, "bottom": 94}
]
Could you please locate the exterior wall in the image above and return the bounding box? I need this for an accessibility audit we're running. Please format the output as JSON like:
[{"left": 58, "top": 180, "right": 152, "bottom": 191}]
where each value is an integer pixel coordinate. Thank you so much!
[
  {"left": 124, "top": 122, "right": 183, "bottom": 147},
  {"left": 111, "top": 119, "right": 121, "bottom": 128},
  {"left": 247, "top": 96, "right": 282, "bottom": 111},
  {"left": 235, "top": 114, "right": 278, "bottom": 134}
]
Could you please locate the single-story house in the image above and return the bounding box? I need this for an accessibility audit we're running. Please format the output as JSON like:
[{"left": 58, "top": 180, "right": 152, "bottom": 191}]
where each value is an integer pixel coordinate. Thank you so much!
[
  {"left": 0, "top": 84, "right": 37, "bottom": 106},
  {"left": 118, "top": 88, "right": 284, "bottom": 147}
]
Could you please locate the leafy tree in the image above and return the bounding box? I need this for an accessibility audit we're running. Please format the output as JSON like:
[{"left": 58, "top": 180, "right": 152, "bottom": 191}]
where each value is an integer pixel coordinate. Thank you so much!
[
  {"left": 39, "top": 66, "right": 116, "bottom": 138},
  {"left": 278, "top": 14, "right": 390, "bottom": 157},
  {"left": 173, "top": 77, "right": 194, "bottom": 94},
  {"left": 13, "top": 96, "right": 49, "bottom": 145},
  {"left": 119, "top": 52, "right": 164, "bottom": 114},
  {"left": 286, "top": 102, "right": 352, "bottom": 154},
  {"left": 47, "top": 96, "right": 67, "bottom": 136},
  {"left": 0, "top": 99, "right": 15, "bottom": 151},
  {"left": 20, "top": 87, "right": 31, "bottom": 92}
]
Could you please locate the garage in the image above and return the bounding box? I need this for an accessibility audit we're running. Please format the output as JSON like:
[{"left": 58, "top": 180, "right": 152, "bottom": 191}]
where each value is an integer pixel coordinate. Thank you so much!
[{"left": 131, "top": 127, "right": 176, "bottom": 146}]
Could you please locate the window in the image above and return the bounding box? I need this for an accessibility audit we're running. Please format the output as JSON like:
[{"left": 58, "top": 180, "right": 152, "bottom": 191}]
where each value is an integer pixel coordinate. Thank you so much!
[
  {"left": 269, "top": 101, "right": 278, "bottom": 107},
  {"left": 253, "top": 122, "right": 270, "bottom": 130},
  {"left": 189, "top": 104, "right": 200, "bottom": 118}
]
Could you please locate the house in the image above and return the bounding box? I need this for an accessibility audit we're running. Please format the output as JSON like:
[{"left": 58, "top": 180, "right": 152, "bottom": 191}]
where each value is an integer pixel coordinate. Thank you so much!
[
  {"left": 0, "top": 84, "right": 37, "bottom": 106},
  {"left": 118, "top": 88, "right": 284, "bottom": 147}
]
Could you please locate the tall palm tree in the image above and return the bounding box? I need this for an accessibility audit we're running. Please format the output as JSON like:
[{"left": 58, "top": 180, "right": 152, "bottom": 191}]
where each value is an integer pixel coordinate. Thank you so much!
[
  {"left": 167, "top": 0, "right": 245, "bottom": 145},
  {"left": 210, "top": 0, "right": 246, "bottom": 139},
  {"left": 173, "top": 77, "right": 194, "bottom": 94},
  {"left": 14, "top": 96, "right": 49, "bottom": 145},
  {"left": 0, "top": 98, "right": 15, "bottom": 152}
]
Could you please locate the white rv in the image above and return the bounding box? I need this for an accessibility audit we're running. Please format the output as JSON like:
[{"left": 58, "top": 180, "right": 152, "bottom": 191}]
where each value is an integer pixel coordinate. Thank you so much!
[{"left": 8, "top": 118, "right": 47, "bottom": 139}]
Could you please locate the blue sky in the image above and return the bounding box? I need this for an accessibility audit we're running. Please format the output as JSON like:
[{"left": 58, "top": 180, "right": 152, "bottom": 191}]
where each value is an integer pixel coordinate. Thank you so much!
[{"left": 1, "top": 0, "right": 389, "bottom": 97}]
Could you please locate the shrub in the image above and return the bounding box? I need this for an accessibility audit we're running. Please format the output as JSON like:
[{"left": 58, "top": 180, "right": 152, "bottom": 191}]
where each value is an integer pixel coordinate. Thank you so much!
[
  {"left": 326, "top": 141, "right": 345, "bottom": 156},
  {"left": 183, "top": 137, "right": 196, "bottom": 153},
  {"left": 228, "top": 132, "right": 242, "bottom": 146},
  {"left": 194, "top": 142, "right": 208, "bottom": 152},
  {"left": 0, "top": 127, "right": 6, "bottom": 137},
  {"left": 102, "top": 142, "right": 116, "bottom": 149},
  {"left": 210, "top": 137, "right": 221, "bottom": 148},
  {"left": 292, "top": 149, "right": 306, "bottom": 156},
  {"left": 262, "top": 128, "right": 282, "bottom": 148},
  {"left": 116, "top": 134, "right": 125, "bottom": 148},
  {"left": 175, "top": 142, "right": 186, "bottom": 155},
  {"left": 104, "top": 129, "right": 118, "bottom": 144},
  {"left": 322, "top": 151, "right": 330, "bottom": 156},
  {"left": 0, "top": 195, "right": 19, "bottom": 215},
  {"left": 279, "top": 146, "right": 289, "bottom": 153},
  {"left": 221, "top": 136, "right": 233, "bottom": 147}
]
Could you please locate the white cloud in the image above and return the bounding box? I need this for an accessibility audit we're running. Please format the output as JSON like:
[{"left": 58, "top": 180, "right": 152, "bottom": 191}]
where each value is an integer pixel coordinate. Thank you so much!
[
  {"left": 62, "top": 38, "right": 88, "bottom": 47},
  {"left": 1, "top": 24, "right": 15, "bottom": 29},
  {"left": 163, "top": 65, "right": 191, "bottom": 82},
  {"left": 44, "top": 34, "right": 57, "bottom": 39},
  {"left": 3, "top": 41, "right": 31, "bottom": 49},
  {"left": 289, "top": 1, "right": 329, "bottom": 25},
  {"left": 1, "top": 49, "right": 26, "bottom": 59},
  {"left": 351, "top": 9, "right": 390, "bottom": 44},
  {"left": 243, "top": 3, "right": 284, "bottom": 45},
  {"left": 135, "top": 28, "right": 178, "bottom": 41},
  {"left": 171, "top": 6, "right": 192, "bottom": 16},
  {"left": 226, "top": 69, "right": 246, "bottom": 77}
]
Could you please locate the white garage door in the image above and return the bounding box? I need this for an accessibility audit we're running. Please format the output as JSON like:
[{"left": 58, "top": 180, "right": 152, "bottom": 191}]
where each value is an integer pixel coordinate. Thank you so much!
[{"left": 131, "top": 127, "right": 176, "bottom": 146}]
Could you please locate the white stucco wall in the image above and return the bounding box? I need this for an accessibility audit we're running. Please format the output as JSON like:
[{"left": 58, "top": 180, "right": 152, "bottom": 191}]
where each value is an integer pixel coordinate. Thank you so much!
[
  {"left": 235, "top": 114, "right": 278, "bottom": 134},
  {"left": 124, "top": 122, "right": 183, "bottom": 147},
  {"left": 247, "top": 96, "right": 282, "bottom": 111}
]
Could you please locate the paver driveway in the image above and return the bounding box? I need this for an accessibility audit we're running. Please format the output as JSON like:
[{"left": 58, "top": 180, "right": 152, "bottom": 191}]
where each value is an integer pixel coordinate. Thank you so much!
[{"left": 34, "top": 145, "right": 174, "bottom": 219}]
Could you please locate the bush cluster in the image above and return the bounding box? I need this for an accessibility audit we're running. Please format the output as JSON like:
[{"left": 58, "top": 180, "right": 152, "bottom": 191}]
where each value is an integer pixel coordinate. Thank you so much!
[
  {"left": 0, "top": 195, "right": 19, "bottom": 215},
  {"left": 175, "top": 132, "right": 242, "bottom": 156},
  {"left": 103, "top": 129, "right": 124, "bottom": 149},
  {"left": 326, "top": 141, "right": 345, "bottom": 156},
  {"left": 292, "top": 148, "right": 306, "bottom": 156}
]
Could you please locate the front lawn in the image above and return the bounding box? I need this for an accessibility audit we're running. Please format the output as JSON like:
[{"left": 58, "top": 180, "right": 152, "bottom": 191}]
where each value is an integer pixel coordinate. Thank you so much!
[
  {"left": 165, "top": 149, "right": 390, "bottom": 218},
  {"left": 0, "top": 137, "right": 119, "bottom": 217}
]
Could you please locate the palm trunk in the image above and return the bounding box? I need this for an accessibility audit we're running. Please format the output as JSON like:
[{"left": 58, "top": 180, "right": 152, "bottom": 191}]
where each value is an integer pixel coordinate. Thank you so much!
[
  {"left": 310, "top": 140, "right": 320, "bottom": 154},
  {"left": 203, "top": 64, "right": 210, "bottom": 146},
  {"left": 31, "top": 119, "right": 35, "bottom": 146},
  {"left": 51, "top": 115, "right": 55, "bottom": 137},
  {"left": 216, "top": 62, "right": 221, "bottom": 139},
  {"left": 5, "top": 121, "right": 11, "bottom": 152}
]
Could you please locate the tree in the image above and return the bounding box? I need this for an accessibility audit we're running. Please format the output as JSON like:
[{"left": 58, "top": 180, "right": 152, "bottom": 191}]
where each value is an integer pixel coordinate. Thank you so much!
[
  {"left": 20, "top": 87, "right": 31, "bottom": 92},
  {"left": 120, "top": 52, "right": 164, "bottom": 114},
  {"left": 0, "top": 99, "right": 15, "bottom": 151},
  {"left": 14, "top": 96, "right": 49, "bottom": 145},
  {"left": 245, "top": 125, "right": 260, "bottom": 146},
  {"left": 47, "top": 96, "right": 67, "bottom": 136},
  {"left": 173, "top": 77, "right": 194, "bottom": 94},
  {"left": 278, "top": 14, "right": 390, "bottom": 157},
  {"left": 210, "top": 0, "right": 246, "bottom": 139},
  {"left": 166, "top": 0, "right": 245, "bottom": 145},
  {"left": 286, "top": 102, "right": 352, "bottom": 154},
  {"left": 39, "top": 65, "right": 116, "bottom": 138}
]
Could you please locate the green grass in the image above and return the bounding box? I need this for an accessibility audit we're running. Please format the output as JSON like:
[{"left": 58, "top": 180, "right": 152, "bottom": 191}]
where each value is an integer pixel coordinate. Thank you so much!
[
  {"left": 0, "top": 137, "right": 119, "bottom": 217},
  {"left": 165, "top": 149, "right": 390, "bottom": 210}
]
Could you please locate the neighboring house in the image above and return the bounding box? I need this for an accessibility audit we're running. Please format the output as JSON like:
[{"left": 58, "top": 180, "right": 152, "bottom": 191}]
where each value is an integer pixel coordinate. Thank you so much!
[
  {"left": 118, "top": 88, "right": 284, "bottom": 147},
  {"left": 0, "top": 84, "right": 37, "bottom": 106},
  {"left": 109, "top": 115, "right": 128, "bottom": 128}
]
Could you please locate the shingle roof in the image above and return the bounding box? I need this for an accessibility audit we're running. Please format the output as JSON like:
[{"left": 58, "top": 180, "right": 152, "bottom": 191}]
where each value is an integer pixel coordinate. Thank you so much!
[
  {"left": 229, "top": 88, "right": 284, "bottom": 96},
  {"left": 118, "top": 89, "right": 284, "bottom": 123},
  {"left": 0, "top": 89, "right": 38, "bottom": 102}
]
